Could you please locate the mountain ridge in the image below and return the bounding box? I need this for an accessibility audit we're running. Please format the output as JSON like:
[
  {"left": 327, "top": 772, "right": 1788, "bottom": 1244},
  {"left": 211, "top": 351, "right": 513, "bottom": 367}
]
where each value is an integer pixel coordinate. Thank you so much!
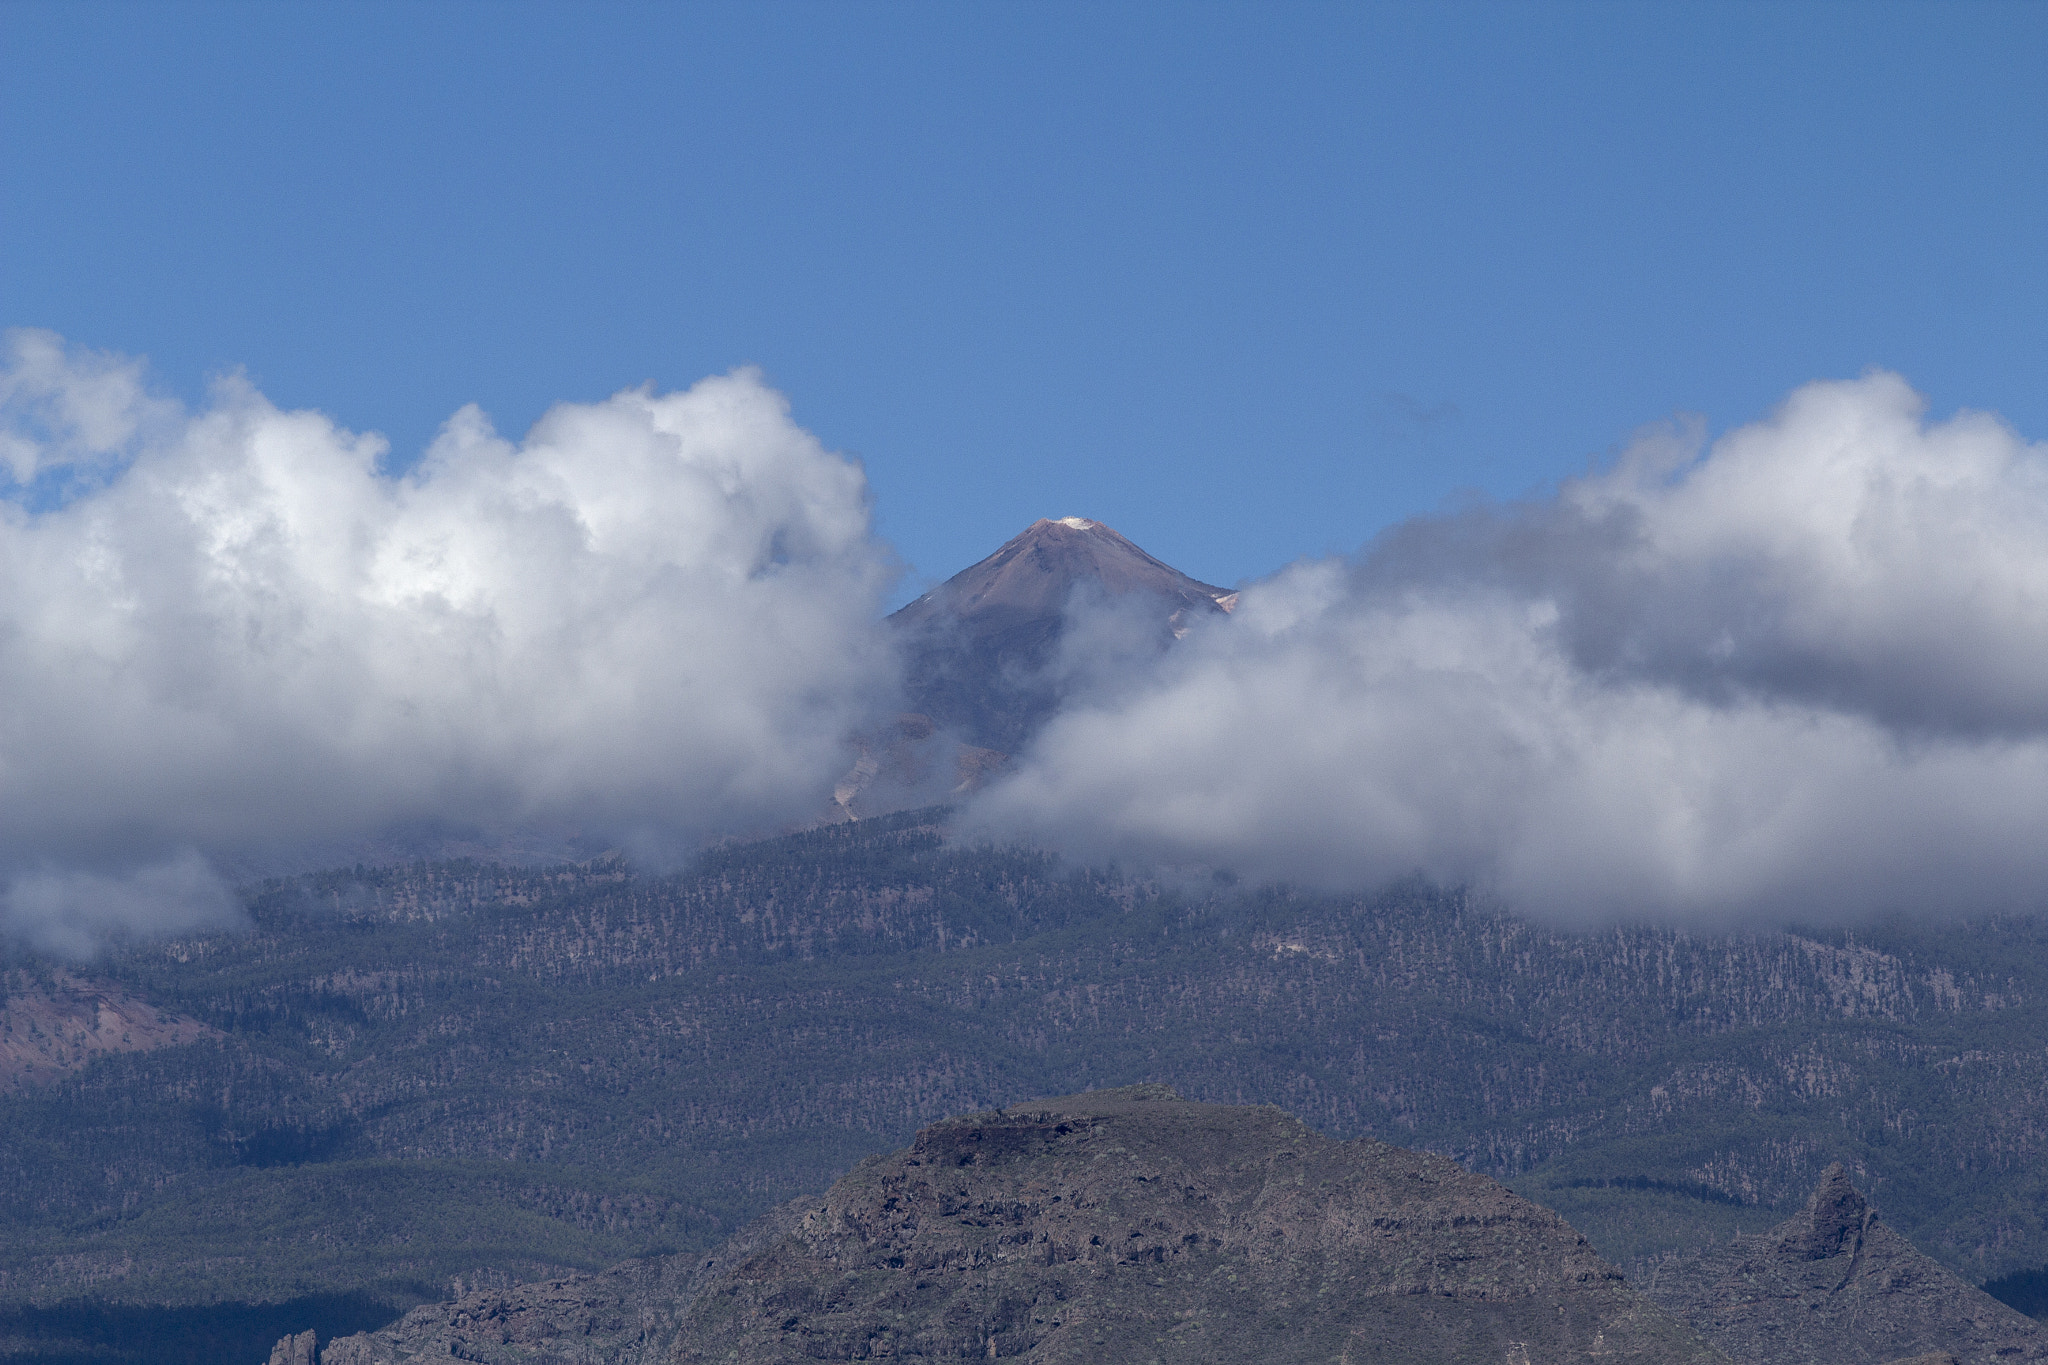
[
  {"left": 318, "top": 1085, "right": 1729, "bottom": 1364},
  {"left": 1643, "top": 1163, "right": 2046, "bottom": 1364},
  {"left": 306, "top": 1145, "right": 2039, "bottom": 1364}
]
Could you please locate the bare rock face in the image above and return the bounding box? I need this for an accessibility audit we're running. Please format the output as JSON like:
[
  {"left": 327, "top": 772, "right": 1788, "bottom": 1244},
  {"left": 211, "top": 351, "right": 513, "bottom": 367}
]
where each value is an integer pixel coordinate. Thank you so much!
[
  {"left": 1777, "top": 1163, "right": 1872, "bottom": 1261},
  {"left": 314, "top": 1200, "right": 805, "bottom": 1364},
  {"left": 267, "top": 1330, "right": 317, "bottom": 1365},
  {"left": 671, "top": 1084, "right": 1727, "bottom": 1363},
  {"left": 1642, "top": 1163, "right": 2045, "bottom": 1365}
]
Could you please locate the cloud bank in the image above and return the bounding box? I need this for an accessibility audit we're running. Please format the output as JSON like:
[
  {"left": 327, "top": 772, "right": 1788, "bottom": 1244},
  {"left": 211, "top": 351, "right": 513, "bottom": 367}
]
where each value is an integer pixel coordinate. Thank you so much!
[
  {"left": 973, "top": 373, "right": 2048, "bottom": 923},
  {"left": 0, "top": 330, "right": 897, "bottom": 949},
  {"left": 11, "top": 331, "right": 2042, "bottom": 937}
]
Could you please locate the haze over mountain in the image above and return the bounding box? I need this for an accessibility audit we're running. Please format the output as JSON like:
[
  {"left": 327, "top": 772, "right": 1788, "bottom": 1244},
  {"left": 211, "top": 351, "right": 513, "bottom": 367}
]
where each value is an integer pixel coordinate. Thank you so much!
[
  {"left": 13, "top": 813, "right": 2048, "bottom": 1351},
  {"left": 970, "top": 374, "right": 2048, "bottom": 923}
]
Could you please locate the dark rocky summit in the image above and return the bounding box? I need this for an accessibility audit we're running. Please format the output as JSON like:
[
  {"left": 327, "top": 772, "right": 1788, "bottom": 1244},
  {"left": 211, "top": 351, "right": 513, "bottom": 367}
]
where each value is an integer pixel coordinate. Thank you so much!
[
  {"left": 308, "top": 1085, "right": 1720, "bottom": 1364},
  {"left": 1642, "top": 1163, "right": 2045, "bottom": 1365},
  {"left": 672, "top": 1084, "right": 1723, "bottom": 1363}
]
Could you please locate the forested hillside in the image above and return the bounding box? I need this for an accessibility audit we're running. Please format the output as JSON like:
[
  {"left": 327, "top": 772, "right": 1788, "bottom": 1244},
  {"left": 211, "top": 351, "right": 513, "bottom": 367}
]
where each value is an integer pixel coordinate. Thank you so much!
[{"left": 5, "top": 809, "right": 2047, "bottom": 1345}]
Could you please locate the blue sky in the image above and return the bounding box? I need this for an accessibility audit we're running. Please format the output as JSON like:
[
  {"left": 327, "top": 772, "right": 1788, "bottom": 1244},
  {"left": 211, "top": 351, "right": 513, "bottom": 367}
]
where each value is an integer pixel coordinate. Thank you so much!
[{"left": 5, "top": 0, "right": 2044, "bottom": 601}]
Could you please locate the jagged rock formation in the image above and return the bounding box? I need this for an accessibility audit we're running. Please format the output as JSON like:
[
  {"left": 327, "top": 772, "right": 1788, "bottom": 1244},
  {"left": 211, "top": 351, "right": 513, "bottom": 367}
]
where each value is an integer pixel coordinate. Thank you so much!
[
  {"left": 1643, "top": 1163, "right": 2045, "bottom": 1364},
  {"left": 671, "top": 1084, "right": 1725, "bottom": 1363},
  {"left": 889, "top": 517, "right": 1233, "bottom": 754},
  {"left": 268, "top": 1330, "right": 318, "bottom": 1365},
  {"left": 0, "top": 970, "right": 220, "bottom": 1092},
  {"left": 313, "top": 1199, "right": 805, "bottom": 1364}
]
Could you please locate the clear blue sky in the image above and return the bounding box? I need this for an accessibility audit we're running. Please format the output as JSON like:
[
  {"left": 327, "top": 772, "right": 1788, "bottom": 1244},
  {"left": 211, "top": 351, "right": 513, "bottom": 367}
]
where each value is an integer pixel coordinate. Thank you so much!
[{"left": 4, "top": 0, "right": 2043, "bottom": 600}]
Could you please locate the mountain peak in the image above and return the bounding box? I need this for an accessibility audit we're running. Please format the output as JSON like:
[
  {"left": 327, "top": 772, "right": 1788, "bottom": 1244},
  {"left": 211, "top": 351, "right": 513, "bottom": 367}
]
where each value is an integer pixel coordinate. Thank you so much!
[
  {"left": 1780, "top": 1161, "right": 1871, "bottom": 1260},
  {"left": 888, "top": 518, "right": 1232, "bottom": 751},
  {"left": 893, "top": 516, "right": 1229, "bottom": 630}
]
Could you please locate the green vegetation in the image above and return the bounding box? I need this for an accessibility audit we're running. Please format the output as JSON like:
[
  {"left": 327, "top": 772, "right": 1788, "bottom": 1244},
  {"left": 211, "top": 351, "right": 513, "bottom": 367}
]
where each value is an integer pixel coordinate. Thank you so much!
[{"left": 6, "top": 807, "right": 2048, "bottom": 1330}]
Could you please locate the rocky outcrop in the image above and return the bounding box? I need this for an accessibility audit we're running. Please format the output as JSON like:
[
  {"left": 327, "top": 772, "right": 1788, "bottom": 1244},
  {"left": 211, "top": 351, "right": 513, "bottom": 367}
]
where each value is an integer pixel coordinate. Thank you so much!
[
  {"left": 1643, "top": 1164, "right": 2045, "bottom": 1364},
  {"left": 313, "top": 1198, "right": 804, "bottom": 1364},
  {"left": 267, "top": 1330, "right": 318, "bottom": 1365},
  {"left": 671, "top": 1084, "right": 1727, "bottom": 1363}
]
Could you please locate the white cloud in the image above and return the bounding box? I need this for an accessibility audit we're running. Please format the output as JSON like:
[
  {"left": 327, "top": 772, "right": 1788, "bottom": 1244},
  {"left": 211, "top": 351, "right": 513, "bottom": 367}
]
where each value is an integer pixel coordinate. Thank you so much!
[
  {"left": 0, "top": 331, "right": 899, "bottom": 942},
  {"left": 0, "top": 329, "right": 178, "bottom": 487},
  {"left": 971, "top": 373, "right": 2048, "bottom": 922},
  {"left": 2, "top": 852, "right": 242, "bottom": 959}
]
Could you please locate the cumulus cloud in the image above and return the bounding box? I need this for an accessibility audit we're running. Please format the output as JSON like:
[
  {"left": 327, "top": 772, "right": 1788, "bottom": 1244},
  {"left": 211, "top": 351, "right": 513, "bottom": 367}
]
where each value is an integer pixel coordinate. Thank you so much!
[
  {"left": 0, "top": 330, "right": 899, "bottom": 946},
  {"left": 971, "top": 373, "right": 2048, "bottom": 922},
  {"left": 0, "top": 330, "right": 179, "bottom": 492}
]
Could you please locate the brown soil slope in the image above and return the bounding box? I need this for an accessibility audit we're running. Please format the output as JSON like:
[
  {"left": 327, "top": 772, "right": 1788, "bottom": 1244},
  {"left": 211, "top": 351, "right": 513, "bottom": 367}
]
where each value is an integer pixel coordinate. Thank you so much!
[
  {"left": 673, "top": 1084, "right": 1726, "bottom": 1363},
  {"left": 1642, "top": 1164, "right": 2045, "bottom": 1365},
  {"left": 1, "top": 972, "right": 219, "bottom": 1092}
]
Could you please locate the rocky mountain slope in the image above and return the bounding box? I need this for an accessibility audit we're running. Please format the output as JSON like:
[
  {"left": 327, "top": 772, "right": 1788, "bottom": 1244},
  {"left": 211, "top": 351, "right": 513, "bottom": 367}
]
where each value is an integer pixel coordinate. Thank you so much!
[
  {"left": 1644, "top": 1164, "right": 2045, "bottom": 1364},
  {"left": 672, "top": 1085, "right": 1722, "bottom": 1363},
  {"left": 889, "top": 517, "right": 1233, "bottom": 753},
  {"left": 318, "top": 1086, "right": 1726, "bottom": 1364}
]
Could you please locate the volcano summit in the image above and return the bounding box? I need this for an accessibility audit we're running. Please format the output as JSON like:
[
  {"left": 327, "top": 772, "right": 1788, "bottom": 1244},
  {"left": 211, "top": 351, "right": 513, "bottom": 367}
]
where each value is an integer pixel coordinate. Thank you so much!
[{"left": 891, "top": 517, "right": 1234, "bottom": 753}]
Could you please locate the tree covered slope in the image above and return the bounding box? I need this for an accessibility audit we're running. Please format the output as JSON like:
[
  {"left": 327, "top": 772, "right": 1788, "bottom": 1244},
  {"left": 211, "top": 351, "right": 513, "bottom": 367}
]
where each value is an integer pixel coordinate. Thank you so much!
[{"left": 4, "top": 809, "right": 2048, "bottom": 1328}]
